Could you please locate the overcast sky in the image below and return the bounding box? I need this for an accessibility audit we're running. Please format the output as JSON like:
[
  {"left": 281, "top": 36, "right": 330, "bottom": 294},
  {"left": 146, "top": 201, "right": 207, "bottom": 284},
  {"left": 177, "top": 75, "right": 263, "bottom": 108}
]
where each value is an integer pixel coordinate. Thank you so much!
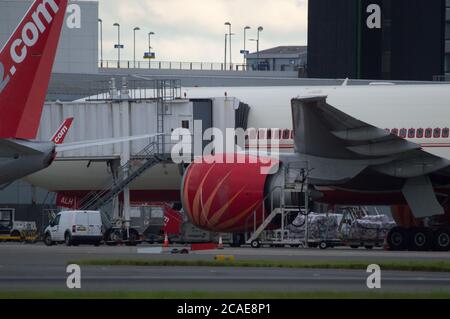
[{"left": 96, "top": 0, "right": 308, "bottom": 63}]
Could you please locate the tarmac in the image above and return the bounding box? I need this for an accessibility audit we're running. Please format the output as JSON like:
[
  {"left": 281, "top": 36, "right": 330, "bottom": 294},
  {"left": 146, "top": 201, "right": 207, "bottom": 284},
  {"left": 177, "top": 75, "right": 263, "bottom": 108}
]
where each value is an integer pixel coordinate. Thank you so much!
[{"left": 0, "top": 243, "right": 449, "bottom": 293}]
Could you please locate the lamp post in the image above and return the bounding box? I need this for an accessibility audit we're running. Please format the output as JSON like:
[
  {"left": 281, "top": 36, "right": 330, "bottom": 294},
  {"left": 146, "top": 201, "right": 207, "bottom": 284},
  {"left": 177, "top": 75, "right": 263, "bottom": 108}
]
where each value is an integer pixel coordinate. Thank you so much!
[
  {"left": 98, "top": 19, "right": 103, "bottom": 67},
  {"left": 147, "top": 32, "right": 155, "bottom": 68},
  {"left": 249, "top": 38, "right": 257, "bottom": 70},
  {"left": 133, "top": 27, "right": 140, "bottom": 68},
  {"left": 224, "top": 33, "right": 228, "bottom": 70},
  {"left": 113, "top": 23, "right": 121, "bottom": 68},
  {"left": 243, "top": 26, "right": 251, "bottom": 67},
  {"left": 257, "top": 26, "right": 263, "bottom": 66},
  {"left": 148, "top": 32, "right": 155, "bottom": 56},
  {"left": 225, "top": 22, "right": 232, "bottom": 69}
]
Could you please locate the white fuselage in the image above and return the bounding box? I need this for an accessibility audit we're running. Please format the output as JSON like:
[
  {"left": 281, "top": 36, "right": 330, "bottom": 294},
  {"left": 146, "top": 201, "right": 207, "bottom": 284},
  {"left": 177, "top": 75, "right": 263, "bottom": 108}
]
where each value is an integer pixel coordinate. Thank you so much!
[
  {"left": 25, "top": 84, "right": 450, "bottom": 193},
  {"left": 183, "top": 85, "right": 450, "bottom": 159}
]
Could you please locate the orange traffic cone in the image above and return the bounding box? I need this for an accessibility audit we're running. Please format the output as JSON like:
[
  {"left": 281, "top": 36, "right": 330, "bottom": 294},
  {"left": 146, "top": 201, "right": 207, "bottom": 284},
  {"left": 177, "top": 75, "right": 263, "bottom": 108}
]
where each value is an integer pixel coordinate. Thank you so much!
[
  {"left": 217, "top": 236, "right": 224, "bottom": 250},
  {"left": 163, "top": 233, "right": 170, "bottom": 248}
]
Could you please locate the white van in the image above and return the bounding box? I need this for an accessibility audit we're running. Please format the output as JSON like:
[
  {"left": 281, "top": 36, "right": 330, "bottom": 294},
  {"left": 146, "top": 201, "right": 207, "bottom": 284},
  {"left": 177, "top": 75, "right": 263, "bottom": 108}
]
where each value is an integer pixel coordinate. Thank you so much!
[{"left": 44, "top": 211, "right": 103, "bottom": 246}]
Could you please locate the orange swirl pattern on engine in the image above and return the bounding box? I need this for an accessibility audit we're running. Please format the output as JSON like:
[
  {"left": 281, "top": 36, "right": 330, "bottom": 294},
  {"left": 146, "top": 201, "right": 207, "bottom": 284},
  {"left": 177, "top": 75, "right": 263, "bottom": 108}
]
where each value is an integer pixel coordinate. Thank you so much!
[{"left": 182, "top": 154, "right": 279, "bottom": 233}]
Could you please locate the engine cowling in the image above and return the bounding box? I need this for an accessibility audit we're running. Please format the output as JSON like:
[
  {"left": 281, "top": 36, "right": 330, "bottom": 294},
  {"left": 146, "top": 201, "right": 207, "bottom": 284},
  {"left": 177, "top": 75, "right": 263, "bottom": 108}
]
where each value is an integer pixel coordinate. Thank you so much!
[{"left": 181, "top": 154, "right": 280, "bottom": 233}]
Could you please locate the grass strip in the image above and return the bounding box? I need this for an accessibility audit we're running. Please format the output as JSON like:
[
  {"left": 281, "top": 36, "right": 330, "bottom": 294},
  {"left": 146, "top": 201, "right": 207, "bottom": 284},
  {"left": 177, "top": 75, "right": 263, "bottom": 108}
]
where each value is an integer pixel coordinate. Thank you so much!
[
  {"left": 1, "top": 291, "right": 450, "bottom": 299},
  {"left": 68, "top": 259, "right": 450, "bottom": 273}
]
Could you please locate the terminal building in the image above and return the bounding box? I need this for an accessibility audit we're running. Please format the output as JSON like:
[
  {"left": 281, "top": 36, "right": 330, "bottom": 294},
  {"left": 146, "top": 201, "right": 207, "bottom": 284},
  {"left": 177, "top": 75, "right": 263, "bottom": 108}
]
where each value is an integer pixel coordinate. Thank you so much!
[
  {"left": 308, "top": 0, "right": 449, "bottom": 81},
  {"left": 245, "top": 46, "right": 307, "bottom": 74}
]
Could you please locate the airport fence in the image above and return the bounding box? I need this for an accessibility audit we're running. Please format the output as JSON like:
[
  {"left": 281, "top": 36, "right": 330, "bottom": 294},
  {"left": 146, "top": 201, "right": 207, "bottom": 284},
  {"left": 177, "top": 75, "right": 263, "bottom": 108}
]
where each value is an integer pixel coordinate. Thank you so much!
[
  {"left": 433, "top": 75, "right": 450, "bottom": 82},
  {"left": 99, "top": 60, "right": 252, "bottom": 71}
]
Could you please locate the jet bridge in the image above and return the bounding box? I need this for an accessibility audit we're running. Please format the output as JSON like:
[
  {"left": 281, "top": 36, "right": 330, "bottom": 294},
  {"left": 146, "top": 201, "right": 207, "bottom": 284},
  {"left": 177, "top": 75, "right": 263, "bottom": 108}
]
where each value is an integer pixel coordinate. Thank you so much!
[{"left": 27, "top": 78, "right": 240, "bottom": 233}]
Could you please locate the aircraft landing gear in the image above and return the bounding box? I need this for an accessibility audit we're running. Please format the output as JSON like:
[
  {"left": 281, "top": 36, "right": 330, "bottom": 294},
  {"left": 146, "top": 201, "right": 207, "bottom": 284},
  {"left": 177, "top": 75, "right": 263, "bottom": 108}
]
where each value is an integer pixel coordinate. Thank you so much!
[
  {"left": 387, "top": 227, "right": 409, "bottom": 251},
  {"left": 387, "top": 227, "right": 450, "bottom": 252}
]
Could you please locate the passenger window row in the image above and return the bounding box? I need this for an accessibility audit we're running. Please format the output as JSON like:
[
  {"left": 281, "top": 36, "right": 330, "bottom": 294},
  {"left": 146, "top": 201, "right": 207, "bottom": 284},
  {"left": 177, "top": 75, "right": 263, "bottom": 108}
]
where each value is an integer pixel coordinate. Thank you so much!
[
  {"left": 386, "top": 128, "right": 450, "bottom": 139},
  {"left": 246, "top": 129, "right": 295, "bottom": 140}
]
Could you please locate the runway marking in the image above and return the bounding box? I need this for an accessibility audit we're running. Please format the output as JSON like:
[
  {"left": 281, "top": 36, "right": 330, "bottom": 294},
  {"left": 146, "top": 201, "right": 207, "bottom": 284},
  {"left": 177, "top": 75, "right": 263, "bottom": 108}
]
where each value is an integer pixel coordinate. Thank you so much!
[{"left": 1, "top": 276, "right": 450, "bottom": 282}]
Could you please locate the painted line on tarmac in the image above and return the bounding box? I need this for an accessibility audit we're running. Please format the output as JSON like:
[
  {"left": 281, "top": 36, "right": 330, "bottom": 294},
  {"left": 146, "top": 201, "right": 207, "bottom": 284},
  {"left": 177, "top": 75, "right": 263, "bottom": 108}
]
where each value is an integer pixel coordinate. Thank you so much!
[{"left": 1, "top": 276, "right": 450, "bottom": 282}]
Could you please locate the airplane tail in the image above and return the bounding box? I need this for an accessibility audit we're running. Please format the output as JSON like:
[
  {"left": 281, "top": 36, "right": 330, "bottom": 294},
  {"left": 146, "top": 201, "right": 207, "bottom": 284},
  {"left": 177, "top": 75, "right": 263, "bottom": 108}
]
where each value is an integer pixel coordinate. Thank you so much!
[
  {"left": 0, "top": 0, "right": 68, "bottom": 139},
  {"left": 51, "top": 117, "right": 73, "bottom": 144}
]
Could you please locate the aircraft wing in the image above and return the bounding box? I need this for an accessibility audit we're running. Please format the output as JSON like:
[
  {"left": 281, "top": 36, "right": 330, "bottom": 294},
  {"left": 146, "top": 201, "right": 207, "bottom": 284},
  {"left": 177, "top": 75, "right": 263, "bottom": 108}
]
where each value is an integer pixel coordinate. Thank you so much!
[
  {"left": 56, "top": 134, "right": 161, "bottom": 153},
  {"left": 0, "top": 139, "right": 43, "bottom": 156},
  {"left": 291, "top": 95, "right": 450, "bottom": 218}
]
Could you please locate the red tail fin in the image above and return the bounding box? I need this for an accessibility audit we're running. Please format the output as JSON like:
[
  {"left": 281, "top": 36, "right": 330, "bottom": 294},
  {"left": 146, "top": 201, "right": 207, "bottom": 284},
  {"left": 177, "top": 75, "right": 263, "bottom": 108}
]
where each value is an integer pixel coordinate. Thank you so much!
[
  {"left": 51, "top": 117, "right": 73, "bottom": 144},
  {"left": 0, "top": 0, "right": 68, "bottom": 139}
]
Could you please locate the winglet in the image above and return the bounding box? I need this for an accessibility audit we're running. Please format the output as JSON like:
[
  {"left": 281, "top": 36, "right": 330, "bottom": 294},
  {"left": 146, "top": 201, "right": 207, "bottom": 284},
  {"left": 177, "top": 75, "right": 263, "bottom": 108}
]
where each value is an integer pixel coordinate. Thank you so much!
[
  {"left": 0, "top": 0, "right": 69, "bottom": 139},
  {"left": 51, "top": 117, "right": 74, "bottom": 144}
]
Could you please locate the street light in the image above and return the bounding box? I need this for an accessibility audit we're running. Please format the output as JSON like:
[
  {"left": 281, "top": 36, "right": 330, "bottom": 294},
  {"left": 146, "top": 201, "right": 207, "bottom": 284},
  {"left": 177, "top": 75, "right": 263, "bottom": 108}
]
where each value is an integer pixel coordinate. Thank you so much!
[
  {"left": 98, "top": 19, "right": 103, "bottom": 67},
  {"left": 249, "top": 38, "right": 257, "bottom": 69},
  {"left": 147, "top": 32, "right": 155, "bottom": 68},
  {"left": 113, "top": 23, "right": 121, "bottom": 68},
  {"left": 133, "top": 27, "right": 140, "bottom": 68},
  {"left": 257, "top": 26, "right": 264, "bottom": 67},
  {"left": 148, "top": 32, "right": 155, "bottom": 56},
  {"left": 243, "top": 26, "right": 251, "bottom": 66},
  {"left": 224, "top": 33, "right": 228, "bottom": 69},
  {"left": 225, "top": 22, "right": 232, "bottom": 69}
]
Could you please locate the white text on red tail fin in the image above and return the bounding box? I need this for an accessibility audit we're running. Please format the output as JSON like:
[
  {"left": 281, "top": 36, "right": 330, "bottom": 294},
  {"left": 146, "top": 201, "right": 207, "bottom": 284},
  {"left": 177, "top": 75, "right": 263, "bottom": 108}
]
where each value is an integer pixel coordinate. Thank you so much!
[
  {"left": 0, "top": 0, "right": 69, "bottom": 140},
  {"left": 51, "top": 117, "right": 73, "bottom": 144}
]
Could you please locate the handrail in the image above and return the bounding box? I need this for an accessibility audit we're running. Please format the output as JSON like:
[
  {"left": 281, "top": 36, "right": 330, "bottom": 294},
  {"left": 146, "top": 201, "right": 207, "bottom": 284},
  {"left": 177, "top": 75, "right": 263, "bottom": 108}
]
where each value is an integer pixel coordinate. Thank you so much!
[
  {"left": 243, "top": 161, "right": 310, "bottom": 237},
  {"left": 99, "top": 60, "right": 250, "bottom": 72},
  {"left": 78, "top": 137, "right": 159, "bottom": 210},
  {"left": 244, "top": 185, "right": 283, "bottom": 235}
]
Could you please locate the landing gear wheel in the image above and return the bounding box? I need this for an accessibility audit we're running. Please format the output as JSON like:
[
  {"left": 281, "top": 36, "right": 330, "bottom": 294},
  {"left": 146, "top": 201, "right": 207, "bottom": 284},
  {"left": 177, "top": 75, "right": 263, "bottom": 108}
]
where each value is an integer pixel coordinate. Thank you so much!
[
  {"left": 319, "top": 241, "right": 328, "bottom": 250},
  {"left": 44, "top": 233, "right": 53, "bottom": 246},
  {"left": 387, "top": 227, "right": 409, "bottom": 251},
  {"left": 251, "top": 240, "right": 261, "bottom": 249},
  {"left": 65, "top": 233, "right": 73, "bottom": 247},
  {"left": 410, "top": 228, "right": 431, "bottom": 251},
  {"left": 433, "top": 229, "right": 450, "bottom": 251}
]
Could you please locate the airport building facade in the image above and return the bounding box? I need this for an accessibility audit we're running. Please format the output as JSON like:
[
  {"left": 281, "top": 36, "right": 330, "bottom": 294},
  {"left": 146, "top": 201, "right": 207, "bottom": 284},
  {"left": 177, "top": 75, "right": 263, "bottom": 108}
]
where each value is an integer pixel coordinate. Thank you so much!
[
  {"left": 245, "top": 46, "right": 307, "bottom": 74},
  {"left": 0, "top": 0, "right": 98, "bottom": 74},
  {"left": 308, "top": 0, "right": 448, "bottom": 81}
]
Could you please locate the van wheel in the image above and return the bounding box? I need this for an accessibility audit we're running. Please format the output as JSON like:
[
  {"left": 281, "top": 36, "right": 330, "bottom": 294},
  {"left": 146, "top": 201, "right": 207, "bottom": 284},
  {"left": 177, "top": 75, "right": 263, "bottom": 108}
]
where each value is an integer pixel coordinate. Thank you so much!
[
  {"left": 44, "top": 233, "right": 53, "bottom": 246},
  {"left": 251, "top": 240, "right": 261, "bottom": 249},
  {"left": 319, "top": 241, "right": 328, "bottom": 250},
  {"left": 65, "top": 233, "right": 73, "bottom": 247}
]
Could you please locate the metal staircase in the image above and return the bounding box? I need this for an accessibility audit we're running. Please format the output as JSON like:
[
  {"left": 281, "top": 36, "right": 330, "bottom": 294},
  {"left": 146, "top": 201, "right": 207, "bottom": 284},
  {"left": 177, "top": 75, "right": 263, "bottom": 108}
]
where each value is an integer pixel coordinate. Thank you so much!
[
  {"left": 155, "top": 80, "right": 179, "bottom": 154},
  {"left": 78, "top": 140, "right": 162, "bottom": 211},
  {"left": 247, "top": 208, "right": 282, "bottom": 244},
  {"left": 246, "top": 162, "right": 310, "bottom": 247},
  {"left": 76, "top": 80, "right": 181, "bottom": 214}
]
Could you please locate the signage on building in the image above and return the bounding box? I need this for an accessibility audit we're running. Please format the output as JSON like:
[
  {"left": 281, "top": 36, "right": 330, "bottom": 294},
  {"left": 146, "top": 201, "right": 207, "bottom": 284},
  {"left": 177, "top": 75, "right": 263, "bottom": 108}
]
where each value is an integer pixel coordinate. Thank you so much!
[
  {"left": 114, "top": 44, "right": 124, "bottom": 49},
  {"left": 144, "top": 52, "right": 155, "bottom": 59}
]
